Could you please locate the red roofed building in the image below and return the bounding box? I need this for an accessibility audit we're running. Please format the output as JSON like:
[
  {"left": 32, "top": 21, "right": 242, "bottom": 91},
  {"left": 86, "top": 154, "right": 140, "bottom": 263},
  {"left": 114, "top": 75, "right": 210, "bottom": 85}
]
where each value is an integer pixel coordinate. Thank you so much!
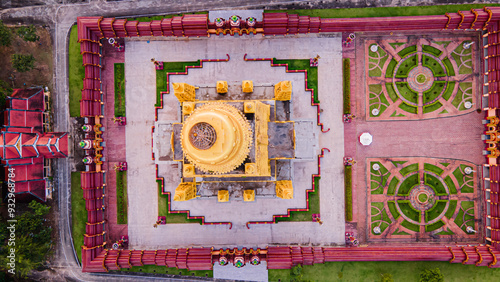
[{"left": 1, "top": 87, "right": 69, "bottom": 202}]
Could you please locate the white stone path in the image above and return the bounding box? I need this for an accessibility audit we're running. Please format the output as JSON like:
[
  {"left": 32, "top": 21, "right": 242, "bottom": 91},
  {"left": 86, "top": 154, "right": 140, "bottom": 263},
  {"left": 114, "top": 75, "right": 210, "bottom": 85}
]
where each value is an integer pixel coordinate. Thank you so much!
[{"left": 125, "top": 34, "right": 345, "bottom": 249}]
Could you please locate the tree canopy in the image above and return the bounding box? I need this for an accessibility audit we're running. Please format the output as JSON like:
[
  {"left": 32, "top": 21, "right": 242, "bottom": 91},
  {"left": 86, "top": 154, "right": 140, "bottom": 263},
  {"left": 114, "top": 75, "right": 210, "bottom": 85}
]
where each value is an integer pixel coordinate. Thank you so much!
[
  {"left": 0, "top": 80, "right": 13, "bottom": 109},
  {"left": 0, "top": 20, "right": 12, "bottom": 46},
  {"left": 419, "top": 268, "right": 444, "bottom": 282},
  {"left": 16, "top": 25, "right": 39, "bottom": 42},
  {"left": 11, "top": 54, "right": 35, "bottom": 72},
  {"left": 0, "top": 201, "right": 53, "bottom": 280}
]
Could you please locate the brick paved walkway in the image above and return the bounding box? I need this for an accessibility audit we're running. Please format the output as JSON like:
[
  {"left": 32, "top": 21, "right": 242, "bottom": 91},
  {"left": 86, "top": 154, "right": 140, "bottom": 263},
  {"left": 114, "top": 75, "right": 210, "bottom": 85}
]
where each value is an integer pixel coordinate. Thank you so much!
[
  {"left": 345, "top": 31, "right": 484, "bottom": 244},
  {"left": 101, "top": 43, "right": 128, "bottom": 243}
]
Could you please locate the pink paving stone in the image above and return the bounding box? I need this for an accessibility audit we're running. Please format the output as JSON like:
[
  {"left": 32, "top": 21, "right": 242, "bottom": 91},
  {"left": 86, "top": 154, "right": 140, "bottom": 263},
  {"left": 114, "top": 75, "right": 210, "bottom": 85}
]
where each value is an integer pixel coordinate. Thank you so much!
[
  {"left": 345, "top": 33, "right": 484, "bottom": 243},
  {"left": 101, "top": 43, "right": 128, "bottom": 244}
]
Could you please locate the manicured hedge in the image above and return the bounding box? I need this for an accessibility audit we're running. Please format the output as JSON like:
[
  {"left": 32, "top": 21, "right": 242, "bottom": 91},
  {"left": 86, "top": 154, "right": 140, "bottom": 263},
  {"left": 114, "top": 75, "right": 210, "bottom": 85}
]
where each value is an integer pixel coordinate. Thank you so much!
[
  {"left": 116, "top": 171, "right": 128, "bottom": 224},
  {"left": 345, "top": 165, "right": 353, "bottom": 221},
  {"left": 343, "top": 58, "right": 351, "bottom": 114},
  {"left": 114, "top": 63, "right": 125, "bottom": 117}
]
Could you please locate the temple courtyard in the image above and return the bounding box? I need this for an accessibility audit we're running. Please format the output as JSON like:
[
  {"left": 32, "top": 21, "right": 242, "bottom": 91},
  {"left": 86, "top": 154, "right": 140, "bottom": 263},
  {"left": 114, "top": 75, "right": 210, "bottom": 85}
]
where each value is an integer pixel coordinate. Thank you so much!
[
  {"left": 98, "top": 26, "right": 485, "bottom": 252},
  {"left": 123, "top": 34, "right": 346, "bottom": 249}
]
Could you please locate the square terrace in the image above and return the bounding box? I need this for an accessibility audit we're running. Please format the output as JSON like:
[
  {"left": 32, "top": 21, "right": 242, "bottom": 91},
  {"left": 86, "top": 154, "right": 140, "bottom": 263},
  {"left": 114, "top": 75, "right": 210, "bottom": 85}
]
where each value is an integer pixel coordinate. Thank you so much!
[{"left": 124, "top": 34, "right": 345, "bottom": 249}]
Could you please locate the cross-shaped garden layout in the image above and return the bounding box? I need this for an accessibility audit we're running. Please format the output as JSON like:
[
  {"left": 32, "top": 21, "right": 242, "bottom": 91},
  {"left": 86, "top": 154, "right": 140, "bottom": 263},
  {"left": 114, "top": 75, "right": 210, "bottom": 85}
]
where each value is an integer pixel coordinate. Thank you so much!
[
  {"left": 367, "top": 157, "right": 480, "bottom": 242},
  {"left": 365, "top": 37, "right": 478, "bottom": 120}
]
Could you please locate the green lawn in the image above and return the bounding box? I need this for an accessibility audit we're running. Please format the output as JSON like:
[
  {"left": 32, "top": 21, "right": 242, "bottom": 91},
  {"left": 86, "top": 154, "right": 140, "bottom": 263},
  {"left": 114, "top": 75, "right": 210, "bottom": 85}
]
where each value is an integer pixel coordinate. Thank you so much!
[
  {"left": 423, "top": 44, "right": 442, "bottom": 57},
  {"left": 395, "top": 82, "right": 418, "bottom": 104},
  {"left": 400, "top": 163, "right": 418, "bottom": 176},
  {"left": 119, "top": 264, "right": 212, "bottom": 277},
  {"left": 114, "top": 63, "right": 125, "bottom": 117},
  {"left": 425, "top": 173, "right": 447, "bottom": 195},
  {"left": 127, "top": 12, "right": 208, "bottom": 22},
  {"left": 395, "top": 55, "right": 417, "bottom": 78},
  {"left": 387, "top": 177, "right": 399, "bottom": 195},
  {"left": 269, "top": 260, "right": 500, "bottom": 282},
  {"left": 397, "top": 173, "right": 419, "bottom": 196},
  {"left": 397, "top": 200, "right": 420, "bottom": 222},
  {"left": 385, "top": 58, "right": 398, "bottom": 78},
  {"left": 423, "top": 55, "right": 446, "bottom": 77},
  {"left": 116, "top": 170, "right": 128, "bottom": 224},
  {"left": 68, "top": 25, "right": 84, "bottom": 117},
  {"left": 424, "top": 163, "right": 444, "bottom": 175},
  {"left": 423, "top": 81, "right": 446, "bottom": 104},
  {"left": 371, "top": 202, "right": 391, "bottom": 234},
  {"left": 425, "top": 200, "right": 448, "bottom": 222},
  {"left": 388, "top": 201, "right": 400, "bottom": 219},
  {"left": 266, "top": 4, "right": 500, "bottom": 18},
  {"left": 368, "top": 45, "right": 388, "bottom": 77},
  {"left": 71, "top": 172, "right": 85, "bottom": 262}
]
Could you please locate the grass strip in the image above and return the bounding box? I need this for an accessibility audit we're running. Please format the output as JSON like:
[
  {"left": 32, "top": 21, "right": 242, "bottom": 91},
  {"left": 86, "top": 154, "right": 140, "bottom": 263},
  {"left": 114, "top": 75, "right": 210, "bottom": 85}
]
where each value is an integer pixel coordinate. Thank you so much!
[
  {"left": 343, "top": 58, "right": 351, "bottom": 114},
  {"left": 273, "top": 58, "right": 319, "bottom": 104},
  {"left": 276, "top": 177, "right": 320, "bottom": 222},
  {"left": 119, "top": 265, "right": 212, "bottom": 277},
  {"left": 70, "top": 172, "right": 85, "bottom": 262},
  {"left": 155, "top": 61, "right": 200, "bottom": 107},
  {"left": 114, "top": 63, "right": 125, "bottom": 117},
  {"left": 157, "top": 180, "right": 202, "bottom": 224},
  {"left": 345, "top": 166, "right": 353, "bottom": 221},
  {"left": 116, "top": 170, "right": 128, "bottom": 224},
  {"left": 68, "top": 25, "right": 84, "bottom": 117},
  {"left": 265, "top": 4, "right": 500, "bottom": 18}
]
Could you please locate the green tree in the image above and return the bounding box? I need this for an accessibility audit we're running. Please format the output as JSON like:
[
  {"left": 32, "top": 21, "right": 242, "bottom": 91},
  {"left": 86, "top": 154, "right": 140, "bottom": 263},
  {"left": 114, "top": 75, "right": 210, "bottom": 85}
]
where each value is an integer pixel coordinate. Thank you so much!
[
  {"left": 0, "top": 201, "right": 53, "bottom": 280},
  {"left": 0, "top": 20, "right": 12, "bottom": 46},
  {"left": 381, "top": 273, "right": 394, "bottom": 282},
  {"left": 0, "top": 80, "right": 13, "bottom": 109},
  {"left": 419, "top": 268, "right": 444, "bottom": 282},
  {"left": 11, "top": 54, "right": 35, "bottom": 72},
  {"left": 16, "top": 25, "right": 39, "bottom": 42}
]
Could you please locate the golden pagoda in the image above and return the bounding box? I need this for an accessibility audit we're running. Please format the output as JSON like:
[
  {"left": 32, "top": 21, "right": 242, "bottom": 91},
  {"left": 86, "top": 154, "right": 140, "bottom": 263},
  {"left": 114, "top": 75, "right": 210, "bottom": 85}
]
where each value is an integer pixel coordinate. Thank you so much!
[
  {"left": 166, "top": 80, "right": 297, "bottom": 202},
  {"left": 276, "top": 180, "right": 293, "bottom": 199},
  {"left": 173, "top": 83, "right": 197, "bottom": 102},
  {"left": 181, "top": 103, "right": 253, "bottom": 174},
  {"left": 174, "top": 182, "right": 197, "bottom": 201},
  {"left": 274, "top": 81, "right": 292, "bottom": 101}
]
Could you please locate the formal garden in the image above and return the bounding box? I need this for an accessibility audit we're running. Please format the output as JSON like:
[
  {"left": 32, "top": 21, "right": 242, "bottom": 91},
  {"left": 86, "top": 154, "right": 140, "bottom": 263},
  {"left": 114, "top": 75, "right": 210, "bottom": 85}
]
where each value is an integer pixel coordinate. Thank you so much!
[
  {"left": 367, "top": 157, "right": 479, "bottom": 241},
  {"left": 365, "top": 37, "right": 477, "bottom": 120}
]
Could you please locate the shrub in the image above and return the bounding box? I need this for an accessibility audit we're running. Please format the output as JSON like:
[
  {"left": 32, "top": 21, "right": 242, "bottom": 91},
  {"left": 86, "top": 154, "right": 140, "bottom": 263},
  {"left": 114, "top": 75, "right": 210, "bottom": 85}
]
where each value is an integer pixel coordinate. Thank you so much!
[
  {"left": 419, "top": 268, "right": 444, "bottom": 282},
  {"left": 0, "top": 20, "right": 11, "bottom": 46},
  {"left": 16, "top": 25, "right": 39, "bottom": 42},
  {"left": 345, "top": 165, "right": 353, "bottom": 221},
  {"left": 343, "top": 58, "right": 351, "bottom": 114},
  {"left": 381, "top": 273, "right": 394, "bottom": 282},
  {"left": 11, "top": 54, "right": 35, "bottom": 72},
  {"left": 0, "top": 80, "right": 12, "bottom": 109}
]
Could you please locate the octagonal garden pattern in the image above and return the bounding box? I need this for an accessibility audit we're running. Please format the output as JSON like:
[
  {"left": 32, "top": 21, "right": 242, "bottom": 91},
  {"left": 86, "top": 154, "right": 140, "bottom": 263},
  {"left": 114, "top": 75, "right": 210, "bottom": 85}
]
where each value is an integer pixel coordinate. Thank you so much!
[
  {"left": 365, "top": 37, "right": 478, "bottom": 120},
  {"left": 367, "top": 157, "right": 480, "bottom": 241}
]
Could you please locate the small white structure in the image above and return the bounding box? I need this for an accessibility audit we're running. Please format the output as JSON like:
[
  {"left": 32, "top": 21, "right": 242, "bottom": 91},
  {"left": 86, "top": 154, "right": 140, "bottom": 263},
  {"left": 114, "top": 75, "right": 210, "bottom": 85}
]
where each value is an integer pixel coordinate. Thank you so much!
[
  {"left": 370, "top": 44, "right": 379, "bottom": 53},
  {"left": 464, "top": 167, "right": 474, "bottom": 175},
  {"left": 372, "top": 163, "right": 380, "bottom": 171},
  {"left": 373, "top": 226, "right": 381, "bottom": 234},
  {"left": 464, "top": 101, "right": 473, "bottom": 109},
  {"left": 359, "top": 132, "right": 373, "bottom": 146}
]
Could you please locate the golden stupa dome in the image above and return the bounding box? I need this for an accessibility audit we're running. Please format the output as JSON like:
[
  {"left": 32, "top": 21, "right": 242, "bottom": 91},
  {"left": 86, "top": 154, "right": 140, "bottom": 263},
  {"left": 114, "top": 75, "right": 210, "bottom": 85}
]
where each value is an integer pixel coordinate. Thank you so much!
[{"left": 181, "top": 103, "right": 253, "bottom": 174}]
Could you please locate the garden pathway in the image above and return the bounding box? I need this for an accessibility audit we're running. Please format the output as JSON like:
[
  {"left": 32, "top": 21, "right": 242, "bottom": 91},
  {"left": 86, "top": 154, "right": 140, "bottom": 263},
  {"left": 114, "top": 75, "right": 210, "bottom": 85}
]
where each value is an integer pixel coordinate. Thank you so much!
[{"left": 347, "top": 31, "right": 484, "bottom": 244}]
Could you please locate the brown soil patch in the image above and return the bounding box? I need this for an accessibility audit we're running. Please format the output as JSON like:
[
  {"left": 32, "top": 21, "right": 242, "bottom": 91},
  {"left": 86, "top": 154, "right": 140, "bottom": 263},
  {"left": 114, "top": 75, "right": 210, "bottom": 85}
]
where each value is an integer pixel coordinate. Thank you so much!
[{"left": 0, "top": 25, "right": 53, "bottom": 89}]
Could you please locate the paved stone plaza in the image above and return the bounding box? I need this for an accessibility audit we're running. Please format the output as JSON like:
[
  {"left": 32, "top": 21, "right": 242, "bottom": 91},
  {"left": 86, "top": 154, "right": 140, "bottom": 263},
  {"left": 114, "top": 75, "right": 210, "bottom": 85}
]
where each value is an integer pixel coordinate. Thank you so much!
[{"left": 125, "top": 34, "right": 345, "bottom": 249}]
